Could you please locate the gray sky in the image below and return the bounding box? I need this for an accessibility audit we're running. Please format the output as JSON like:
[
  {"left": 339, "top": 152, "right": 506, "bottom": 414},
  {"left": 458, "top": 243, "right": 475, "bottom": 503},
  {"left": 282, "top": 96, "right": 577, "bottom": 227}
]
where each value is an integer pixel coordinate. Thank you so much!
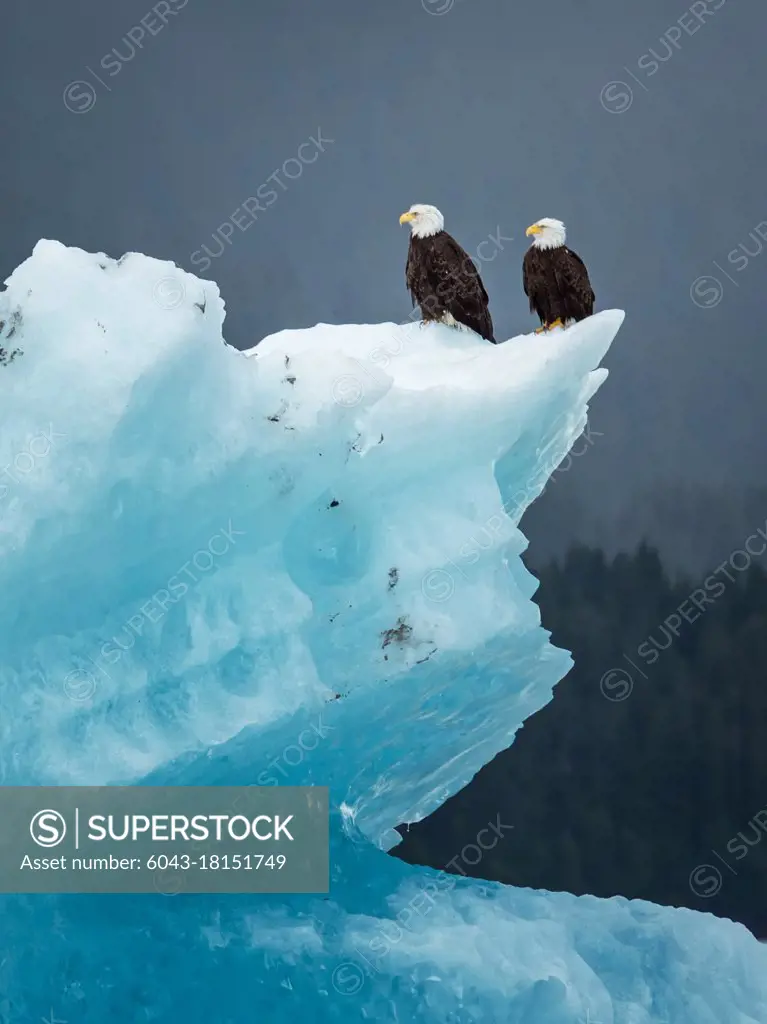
[{"left": 3, "top": 0, "right": 766, "bottom": 558}]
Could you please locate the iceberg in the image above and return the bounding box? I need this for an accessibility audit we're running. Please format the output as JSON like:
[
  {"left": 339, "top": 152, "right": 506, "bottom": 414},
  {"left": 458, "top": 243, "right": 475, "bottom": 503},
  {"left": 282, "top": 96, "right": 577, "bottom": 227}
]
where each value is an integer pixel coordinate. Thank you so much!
[{"left": 1, "top": 239, "right": 766, "bottom": 1023}]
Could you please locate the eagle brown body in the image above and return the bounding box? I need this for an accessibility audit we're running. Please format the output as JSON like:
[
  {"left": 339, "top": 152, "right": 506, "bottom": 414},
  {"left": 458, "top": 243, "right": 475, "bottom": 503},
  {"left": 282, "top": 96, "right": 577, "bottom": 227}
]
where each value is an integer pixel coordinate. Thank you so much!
[
  {"left": 522, "top": 244, "right": 595, "bottom": 327},
  {"left": 405, "top": 231, "right": 495, "bottom": 343}
]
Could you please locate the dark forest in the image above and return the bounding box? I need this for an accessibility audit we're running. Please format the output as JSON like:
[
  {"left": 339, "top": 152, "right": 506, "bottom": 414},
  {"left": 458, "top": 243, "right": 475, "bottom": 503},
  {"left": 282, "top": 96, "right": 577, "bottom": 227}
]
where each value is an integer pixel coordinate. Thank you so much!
[{"left": 396, "top": 542, "right": 767, "bottom": 940}]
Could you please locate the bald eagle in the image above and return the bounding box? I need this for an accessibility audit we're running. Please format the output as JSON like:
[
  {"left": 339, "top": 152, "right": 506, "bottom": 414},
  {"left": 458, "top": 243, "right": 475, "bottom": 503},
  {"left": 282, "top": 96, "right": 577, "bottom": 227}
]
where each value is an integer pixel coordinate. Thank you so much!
[
  {"left": 399, "top": 204, "right": 495, "bottom": 343},
  {"left": 523, "top": 218, "right": 595, "bottom": 333}
]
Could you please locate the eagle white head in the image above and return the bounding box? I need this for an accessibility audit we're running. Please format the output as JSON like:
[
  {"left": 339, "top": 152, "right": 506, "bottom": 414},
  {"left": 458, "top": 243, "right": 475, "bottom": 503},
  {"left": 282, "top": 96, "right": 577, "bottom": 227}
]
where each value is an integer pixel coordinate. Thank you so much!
[
  {"left": 526, "top": 218, "right": 566, "bottom": 250},
  {"left": 399, "top": 204, "right": 445, "bottom": 239}
]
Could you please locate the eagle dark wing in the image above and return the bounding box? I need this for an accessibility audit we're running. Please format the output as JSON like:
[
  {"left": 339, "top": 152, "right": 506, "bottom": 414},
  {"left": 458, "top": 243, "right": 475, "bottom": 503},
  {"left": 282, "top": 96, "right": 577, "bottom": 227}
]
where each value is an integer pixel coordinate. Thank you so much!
[
  {"left": 431, "top": 232, "right": 495, "bottom": 343},
  {"left": 522, "top": 247, "right": 545, "bottom": 315},
  {"left": 405, "top": 244, "right": 419, "bottom": 308},
  {"left": 556, "top": 247, "right": 595, "bottom": 320}
]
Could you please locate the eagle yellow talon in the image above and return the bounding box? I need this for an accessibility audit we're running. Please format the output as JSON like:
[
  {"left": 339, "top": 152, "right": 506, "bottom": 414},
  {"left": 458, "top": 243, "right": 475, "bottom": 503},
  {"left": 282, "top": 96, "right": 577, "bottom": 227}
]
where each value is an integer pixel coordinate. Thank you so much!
[{"left": 535, "top": 318, "right": 565, "bottom": 334}]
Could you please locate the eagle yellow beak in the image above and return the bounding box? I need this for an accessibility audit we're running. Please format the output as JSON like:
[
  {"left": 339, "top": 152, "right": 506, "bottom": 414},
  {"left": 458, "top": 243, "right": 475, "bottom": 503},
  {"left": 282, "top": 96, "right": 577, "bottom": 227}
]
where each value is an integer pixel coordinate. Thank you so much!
[
  {"left": 526, "top": 223, "right": 542, "bottom": 236},
  {"left": 399, "top": 211, "right": 416, "bottom": 225}
]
